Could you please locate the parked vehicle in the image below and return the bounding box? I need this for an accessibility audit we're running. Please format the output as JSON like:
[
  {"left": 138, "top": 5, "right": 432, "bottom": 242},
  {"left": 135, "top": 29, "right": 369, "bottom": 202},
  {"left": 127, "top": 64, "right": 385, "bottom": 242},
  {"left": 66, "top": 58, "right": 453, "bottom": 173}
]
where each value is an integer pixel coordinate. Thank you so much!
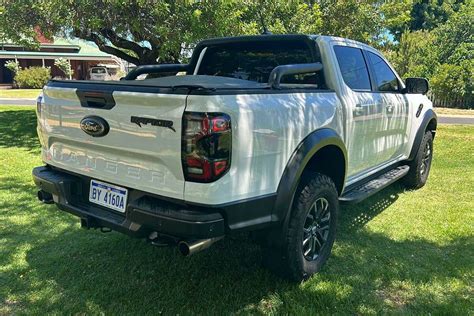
[
  {"left": 33, "top": 35, "right": 436, "bottom": 281},
  {"left": 89, "top": 66, "right": 112, "bottom": 81}
]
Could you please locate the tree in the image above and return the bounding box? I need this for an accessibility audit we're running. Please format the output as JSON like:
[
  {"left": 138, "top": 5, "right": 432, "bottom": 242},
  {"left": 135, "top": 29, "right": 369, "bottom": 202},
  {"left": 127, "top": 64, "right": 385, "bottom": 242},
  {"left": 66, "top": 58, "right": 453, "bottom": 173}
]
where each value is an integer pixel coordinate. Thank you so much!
[
  {"left": 409, "top": 0, "right": 464, "bottom": 31},
  {"left": 387, "top": 30, "right": 438, "bottom": 78},
  {"left": 0, "top": 0, "right": 326, "bottom": 65},
  {"left": 316, "top": 0, "right": 385, "bottom": 44},
  {"left": 380, "top": 0, "right": 414, "bottom": 40},
  {"left": 54, "top": 58, "right": 74, "bottom": 79},
  {"left": 430, "top": 4, "right": 473, "bottom": 103}
]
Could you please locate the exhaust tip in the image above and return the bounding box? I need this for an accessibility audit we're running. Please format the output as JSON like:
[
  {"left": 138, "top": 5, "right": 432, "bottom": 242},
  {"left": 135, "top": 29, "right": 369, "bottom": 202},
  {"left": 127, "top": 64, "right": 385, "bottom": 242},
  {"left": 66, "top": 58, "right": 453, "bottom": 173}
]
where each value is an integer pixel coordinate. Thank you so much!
[
  {"left": 178, "top": 241, "right": 191, "bottom": 256},
  {"left": 37, "top": 190, "right": 53, "bottom": 204}
]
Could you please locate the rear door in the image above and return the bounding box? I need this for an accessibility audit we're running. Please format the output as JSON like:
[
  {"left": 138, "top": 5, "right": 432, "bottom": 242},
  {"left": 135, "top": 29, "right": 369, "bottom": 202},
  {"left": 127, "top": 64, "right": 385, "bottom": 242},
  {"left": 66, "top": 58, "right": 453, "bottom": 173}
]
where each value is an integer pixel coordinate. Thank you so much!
[{"left": 41, "top": 84, "right": 187, "bottom": 200}]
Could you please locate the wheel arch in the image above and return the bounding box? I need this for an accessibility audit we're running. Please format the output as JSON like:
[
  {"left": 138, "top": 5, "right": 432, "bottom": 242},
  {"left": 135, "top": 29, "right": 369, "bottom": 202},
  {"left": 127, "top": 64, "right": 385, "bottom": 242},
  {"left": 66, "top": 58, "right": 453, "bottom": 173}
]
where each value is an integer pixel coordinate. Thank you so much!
[
  {"left": 409, "top": 109, "right": 437, "bottom": 161},
  {"left": 273, "top": 128, "right": 347, "bottom": 225}
]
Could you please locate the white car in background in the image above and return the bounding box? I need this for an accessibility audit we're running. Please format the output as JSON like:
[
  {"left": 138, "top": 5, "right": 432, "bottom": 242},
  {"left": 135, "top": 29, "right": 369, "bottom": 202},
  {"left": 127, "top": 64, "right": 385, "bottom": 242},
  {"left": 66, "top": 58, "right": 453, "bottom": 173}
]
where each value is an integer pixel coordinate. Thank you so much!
[{"left": 89, "top": 66, "right": 111, "bottom": 81}]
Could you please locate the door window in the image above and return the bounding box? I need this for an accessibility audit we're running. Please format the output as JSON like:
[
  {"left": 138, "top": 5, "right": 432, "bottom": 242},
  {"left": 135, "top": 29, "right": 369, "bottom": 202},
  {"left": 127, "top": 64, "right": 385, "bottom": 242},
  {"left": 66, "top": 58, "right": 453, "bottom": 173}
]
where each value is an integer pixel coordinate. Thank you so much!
[
  {"left": 367, "top": 52, "right": 399, "bottom": 92},
  {"left": 334, "top": 46, "right": 371, "bottom": 91}
]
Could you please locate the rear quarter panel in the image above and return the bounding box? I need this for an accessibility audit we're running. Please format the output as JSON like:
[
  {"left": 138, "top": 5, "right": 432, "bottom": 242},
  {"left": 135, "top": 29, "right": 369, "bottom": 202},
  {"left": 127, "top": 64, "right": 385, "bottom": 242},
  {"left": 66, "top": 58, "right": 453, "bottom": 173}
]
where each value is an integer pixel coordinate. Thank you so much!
[{"left": 184, "top": 91, "right": 343, "bottom": 204}]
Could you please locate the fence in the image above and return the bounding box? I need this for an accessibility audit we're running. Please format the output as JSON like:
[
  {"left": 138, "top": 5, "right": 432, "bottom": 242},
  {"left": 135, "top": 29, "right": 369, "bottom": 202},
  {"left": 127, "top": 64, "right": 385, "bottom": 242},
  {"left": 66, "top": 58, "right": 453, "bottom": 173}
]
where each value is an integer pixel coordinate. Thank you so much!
[{"left": 428, "top": 92, "right": 473, "bottom": 109}]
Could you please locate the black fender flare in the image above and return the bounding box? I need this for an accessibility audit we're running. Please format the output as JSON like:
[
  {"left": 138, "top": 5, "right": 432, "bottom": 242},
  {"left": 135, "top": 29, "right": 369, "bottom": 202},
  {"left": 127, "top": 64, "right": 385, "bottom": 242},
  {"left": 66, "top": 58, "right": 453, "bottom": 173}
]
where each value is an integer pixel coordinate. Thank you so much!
[
  {"left": 408, "top": 109, "right": 437, "bottom": 161},
  {"left": 272, "top": 128, "right": 347, "bottom": 225}
]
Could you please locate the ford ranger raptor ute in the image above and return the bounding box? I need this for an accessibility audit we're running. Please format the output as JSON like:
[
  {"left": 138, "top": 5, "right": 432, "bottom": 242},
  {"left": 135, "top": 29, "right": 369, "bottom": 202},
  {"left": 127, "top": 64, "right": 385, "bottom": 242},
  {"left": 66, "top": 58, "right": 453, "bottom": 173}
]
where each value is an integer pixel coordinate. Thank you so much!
[{"left": 33, "top": 35, "right": 437, "bottom": 281}]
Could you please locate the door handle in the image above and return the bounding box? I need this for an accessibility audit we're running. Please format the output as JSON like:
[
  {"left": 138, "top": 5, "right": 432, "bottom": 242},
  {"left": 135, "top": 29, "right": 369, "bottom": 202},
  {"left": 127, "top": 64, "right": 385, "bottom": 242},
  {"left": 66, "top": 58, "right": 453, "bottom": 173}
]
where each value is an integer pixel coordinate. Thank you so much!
[
  {"left": 386, "top": 104, "right": 394, "bottom": 113},
  {"left": 354, "top": 103, "right": 369, "bottom": 116}
]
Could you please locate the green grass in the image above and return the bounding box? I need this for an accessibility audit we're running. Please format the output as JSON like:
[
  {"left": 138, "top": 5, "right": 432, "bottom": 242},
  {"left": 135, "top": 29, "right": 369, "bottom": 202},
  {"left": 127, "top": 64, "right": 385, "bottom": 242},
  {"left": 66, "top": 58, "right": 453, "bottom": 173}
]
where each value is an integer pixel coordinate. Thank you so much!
[
  {"left": 0, "top": 89, "right": 42, "bottom": 99},
  {"left": 0, "top": 105, "right": 473, "bottom": 315}
]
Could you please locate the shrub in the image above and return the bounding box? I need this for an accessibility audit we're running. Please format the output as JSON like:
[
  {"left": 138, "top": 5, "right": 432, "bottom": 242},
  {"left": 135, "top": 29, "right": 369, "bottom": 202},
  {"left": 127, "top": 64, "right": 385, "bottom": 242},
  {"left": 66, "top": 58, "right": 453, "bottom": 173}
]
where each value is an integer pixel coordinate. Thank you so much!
[
  {"left": 54, "top": 58, "right": 73, "bottom": 79},
  {"left": 5, "top": 60, "right": 20, "bottom": 74},
  {"left": 14, "top": 67, "right": 51, "bottom": 89}
]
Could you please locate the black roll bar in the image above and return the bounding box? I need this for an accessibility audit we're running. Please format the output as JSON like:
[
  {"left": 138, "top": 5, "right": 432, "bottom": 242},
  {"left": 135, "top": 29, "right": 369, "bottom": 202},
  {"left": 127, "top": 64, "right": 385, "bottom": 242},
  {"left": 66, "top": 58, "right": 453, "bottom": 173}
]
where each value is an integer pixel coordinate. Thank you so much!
[
  {"left": 268, "top": 62, "right": 323, "bottom": 89},
  {"left": 123, "top": 64, "right": 190, "bottom": 80}
]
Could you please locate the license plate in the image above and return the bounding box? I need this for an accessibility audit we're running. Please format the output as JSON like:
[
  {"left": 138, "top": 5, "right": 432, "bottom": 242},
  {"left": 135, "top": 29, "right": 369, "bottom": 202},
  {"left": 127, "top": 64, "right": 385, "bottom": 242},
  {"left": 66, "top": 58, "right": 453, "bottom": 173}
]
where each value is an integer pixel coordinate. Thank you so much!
[{"left": 89, "top": 179, "right": 128, "bottom": 213}]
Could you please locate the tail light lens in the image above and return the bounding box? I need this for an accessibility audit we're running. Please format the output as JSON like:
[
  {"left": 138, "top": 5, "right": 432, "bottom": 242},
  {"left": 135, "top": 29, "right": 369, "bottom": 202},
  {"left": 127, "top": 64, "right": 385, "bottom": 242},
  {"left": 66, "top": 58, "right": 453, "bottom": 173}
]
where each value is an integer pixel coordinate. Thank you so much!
[
  {"left": 36, "top": 93, "right": 43, "bottom": 115},
  {"left": 182, "top": 112, "right": 231, "bottom": 183}
]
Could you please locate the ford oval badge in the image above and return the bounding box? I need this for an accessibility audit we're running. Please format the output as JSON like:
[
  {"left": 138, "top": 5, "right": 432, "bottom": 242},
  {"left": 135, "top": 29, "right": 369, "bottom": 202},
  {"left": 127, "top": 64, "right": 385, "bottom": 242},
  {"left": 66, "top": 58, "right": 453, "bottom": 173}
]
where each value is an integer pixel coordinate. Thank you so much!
[{"left": 80, "top": 116, "right": 110, "bottom": 137}]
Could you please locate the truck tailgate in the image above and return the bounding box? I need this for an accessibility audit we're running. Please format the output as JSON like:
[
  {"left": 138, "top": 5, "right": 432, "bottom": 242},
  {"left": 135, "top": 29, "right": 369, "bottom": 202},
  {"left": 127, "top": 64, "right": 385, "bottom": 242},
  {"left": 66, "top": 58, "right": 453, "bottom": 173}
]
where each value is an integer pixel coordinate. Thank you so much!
[{"left": 39, "top": 85, "right": 187, "bottom": 199}]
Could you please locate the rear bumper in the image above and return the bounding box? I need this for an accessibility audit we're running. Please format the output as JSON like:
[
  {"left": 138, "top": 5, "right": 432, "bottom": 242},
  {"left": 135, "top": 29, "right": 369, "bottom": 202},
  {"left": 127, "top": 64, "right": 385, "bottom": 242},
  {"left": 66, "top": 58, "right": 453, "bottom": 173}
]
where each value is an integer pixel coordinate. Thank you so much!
[{"left": 32, "top": 166, "right": 225, "bottom": 239}]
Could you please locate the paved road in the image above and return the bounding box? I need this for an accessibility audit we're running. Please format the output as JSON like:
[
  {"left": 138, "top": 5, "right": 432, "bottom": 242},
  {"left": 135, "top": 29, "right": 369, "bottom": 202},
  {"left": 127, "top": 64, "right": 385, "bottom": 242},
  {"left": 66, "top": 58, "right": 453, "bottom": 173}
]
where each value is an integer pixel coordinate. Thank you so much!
[
  {"left": 0, "top": 98, "right": 36, "bottom": 105},
  {"left": 1, "top": 98, "right": 473, "bottom": 125},
  {"left": 438, "top": 116, "right": 474, "bottom": 125}
]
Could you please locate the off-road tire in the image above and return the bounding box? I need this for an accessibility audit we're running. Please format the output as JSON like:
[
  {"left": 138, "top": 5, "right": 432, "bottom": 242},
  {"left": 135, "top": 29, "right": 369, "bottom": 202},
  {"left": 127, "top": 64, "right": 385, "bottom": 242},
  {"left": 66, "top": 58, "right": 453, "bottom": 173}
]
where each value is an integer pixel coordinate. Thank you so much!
[
  {"left": 404, "top": 131, "right": 433, "bottom": 189},
  {"left": 263, "top": 173, "right": 339, "bottom": 282}
]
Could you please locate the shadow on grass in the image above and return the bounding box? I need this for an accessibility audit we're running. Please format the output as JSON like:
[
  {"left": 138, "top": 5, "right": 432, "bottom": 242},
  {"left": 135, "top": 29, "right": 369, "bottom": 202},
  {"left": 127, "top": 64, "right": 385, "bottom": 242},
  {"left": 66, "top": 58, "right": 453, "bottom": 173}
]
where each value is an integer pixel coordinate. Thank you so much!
[
  {"left": 0, "top": 181, "right": 468, "bottom": 314},
  {"left": 0, "top": 109, "right": 39, "bottom": 152},
  {"left": 1, "top": 108, "right": 471, "bottom": 313}
]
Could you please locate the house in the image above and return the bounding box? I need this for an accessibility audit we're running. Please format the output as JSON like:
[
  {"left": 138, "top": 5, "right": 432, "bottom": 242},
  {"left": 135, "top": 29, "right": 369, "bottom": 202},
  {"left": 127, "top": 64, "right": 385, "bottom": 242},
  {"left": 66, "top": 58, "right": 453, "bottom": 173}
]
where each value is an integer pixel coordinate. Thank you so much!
[{"left": 0, "top": 36, "right": 122, "bottom": 85}]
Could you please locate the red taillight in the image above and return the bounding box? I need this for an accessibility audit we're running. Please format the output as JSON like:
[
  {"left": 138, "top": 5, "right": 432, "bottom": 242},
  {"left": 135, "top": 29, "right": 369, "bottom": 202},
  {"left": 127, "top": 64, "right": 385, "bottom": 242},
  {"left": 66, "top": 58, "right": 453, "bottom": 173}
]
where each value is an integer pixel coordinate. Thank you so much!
[{"left": 182, "top": 112, "right": 231, "bottom": 182}]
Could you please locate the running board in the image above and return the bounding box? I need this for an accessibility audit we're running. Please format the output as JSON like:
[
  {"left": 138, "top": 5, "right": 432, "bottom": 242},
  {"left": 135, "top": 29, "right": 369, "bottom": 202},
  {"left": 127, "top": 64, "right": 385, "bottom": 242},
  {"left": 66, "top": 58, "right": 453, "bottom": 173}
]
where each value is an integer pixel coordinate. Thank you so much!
[{"left": 339, "top": 165, "right": 410, "bottom": 204}]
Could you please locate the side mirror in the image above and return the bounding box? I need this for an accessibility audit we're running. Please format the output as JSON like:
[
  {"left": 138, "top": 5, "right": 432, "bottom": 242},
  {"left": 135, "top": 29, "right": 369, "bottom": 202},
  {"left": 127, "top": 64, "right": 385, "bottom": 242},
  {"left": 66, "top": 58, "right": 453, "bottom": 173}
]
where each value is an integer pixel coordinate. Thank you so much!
[{"left": 404, "top": 77, "right": 429, "bottom": 95}]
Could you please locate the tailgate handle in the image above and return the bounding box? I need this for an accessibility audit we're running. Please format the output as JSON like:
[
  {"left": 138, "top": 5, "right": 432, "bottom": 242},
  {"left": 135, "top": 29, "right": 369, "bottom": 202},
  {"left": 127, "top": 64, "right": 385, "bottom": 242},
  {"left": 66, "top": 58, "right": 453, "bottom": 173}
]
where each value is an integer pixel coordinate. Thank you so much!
[{"left": 76, "top": 90, "right": 116, "bottom": 109}]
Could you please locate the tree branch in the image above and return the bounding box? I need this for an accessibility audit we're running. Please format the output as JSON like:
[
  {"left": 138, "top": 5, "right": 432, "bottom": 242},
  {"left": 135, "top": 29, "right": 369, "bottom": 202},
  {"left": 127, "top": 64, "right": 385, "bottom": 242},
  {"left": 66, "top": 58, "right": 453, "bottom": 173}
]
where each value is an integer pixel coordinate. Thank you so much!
[
  {"left": 74, "top": 29, "right": 140, "bottom": 65},
  {"left": 99, "top": 28, "right": 150, "bottom": 58}
]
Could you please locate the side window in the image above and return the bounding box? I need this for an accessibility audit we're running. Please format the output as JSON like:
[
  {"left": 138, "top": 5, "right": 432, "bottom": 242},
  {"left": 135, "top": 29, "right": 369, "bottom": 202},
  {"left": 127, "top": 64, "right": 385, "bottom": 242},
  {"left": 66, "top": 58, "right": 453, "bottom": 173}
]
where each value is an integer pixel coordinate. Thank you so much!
[
  {"left": 367, "top": 52, "right": 399, "bottom": 92},
  {"left": 334, "top": 46, "right": 371, "bottom": 91}
]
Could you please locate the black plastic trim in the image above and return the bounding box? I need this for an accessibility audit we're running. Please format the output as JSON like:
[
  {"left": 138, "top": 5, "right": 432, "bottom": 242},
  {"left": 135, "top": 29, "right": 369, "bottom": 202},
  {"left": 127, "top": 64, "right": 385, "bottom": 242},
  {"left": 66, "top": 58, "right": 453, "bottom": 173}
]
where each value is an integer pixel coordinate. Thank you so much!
[
  {"left": 268, "top": 62, "right": 323, "bottom": 89},
  {"left": 32, "top": 166, "right": 225, "bottom": 239},
  {"left": 47, "top": 80, "right": 190, "bottom": 95},
  {"left": 124, "top": 64, "right": 189, "bottom": 80},
  {"left": 76, "top": 90, "right": 116, "bottom": 109},
  {"left": 188, "top": 34, "right": 320, "bottom": 75},
  {"left": 32, "top": 165, "right": 276, "bottom": 236},
  {"left": 408, "top": 109, "right": 437, "bottom": 161},
  {"left": 273, "top": 128, "right": 347, "bottom": 224},
  {"left": 341, "top": 160, "right": 403, "bottom": 195}
]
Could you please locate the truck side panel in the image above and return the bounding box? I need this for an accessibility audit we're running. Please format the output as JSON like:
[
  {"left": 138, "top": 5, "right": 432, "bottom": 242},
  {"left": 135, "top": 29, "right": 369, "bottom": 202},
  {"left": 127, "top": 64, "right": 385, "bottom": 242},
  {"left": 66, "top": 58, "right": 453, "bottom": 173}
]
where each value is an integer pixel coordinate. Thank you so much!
[{"left": 183, "top": 91, "right": 343, "bottom": 205}]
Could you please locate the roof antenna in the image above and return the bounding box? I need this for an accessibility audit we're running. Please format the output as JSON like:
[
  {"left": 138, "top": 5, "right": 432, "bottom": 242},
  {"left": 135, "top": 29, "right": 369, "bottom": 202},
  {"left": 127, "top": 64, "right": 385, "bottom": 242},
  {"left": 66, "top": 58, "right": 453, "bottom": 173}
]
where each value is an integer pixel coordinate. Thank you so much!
[{"left": 258, "top": 10, "right": 272, "bottom": 35}]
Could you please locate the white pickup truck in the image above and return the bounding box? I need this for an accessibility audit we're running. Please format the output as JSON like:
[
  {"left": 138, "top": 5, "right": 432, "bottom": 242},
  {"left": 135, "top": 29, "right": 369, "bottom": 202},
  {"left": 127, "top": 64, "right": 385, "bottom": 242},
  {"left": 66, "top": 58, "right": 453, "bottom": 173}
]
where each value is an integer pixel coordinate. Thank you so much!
[{"left": 33, "top": 35, "right": 437, "bottom": 281}]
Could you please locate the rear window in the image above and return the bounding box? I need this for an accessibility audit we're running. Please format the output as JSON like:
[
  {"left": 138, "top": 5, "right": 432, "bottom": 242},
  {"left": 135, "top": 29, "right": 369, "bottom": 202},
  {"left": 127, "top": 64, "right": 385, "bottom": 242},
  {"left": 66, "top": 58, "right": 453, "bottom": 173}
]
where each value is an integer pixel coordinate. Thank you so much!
[
  {"left": 91, "top": 68, "right": 107, "bottom": 74},
  {"left": 197, "top": 41, "right": 325, "bottom": 87},
  {"left": 334, "top": 46, "right": 371, "bottom": 91}
]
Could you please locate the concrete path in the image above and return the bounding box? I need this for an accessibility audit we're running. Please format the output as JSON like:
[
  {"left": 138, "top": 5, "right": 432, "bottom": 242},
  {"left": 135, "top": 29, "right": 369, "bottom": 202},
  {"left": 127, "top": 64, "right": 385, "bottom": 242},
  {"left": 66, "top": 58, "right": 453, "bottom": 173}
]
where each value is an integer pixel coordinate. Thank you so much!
[
  {"left": 438, "top": 115, "right": 474, "bottom": 125},
  {"left": 0, "top": 98, "right": 36, "bottom": 105}
]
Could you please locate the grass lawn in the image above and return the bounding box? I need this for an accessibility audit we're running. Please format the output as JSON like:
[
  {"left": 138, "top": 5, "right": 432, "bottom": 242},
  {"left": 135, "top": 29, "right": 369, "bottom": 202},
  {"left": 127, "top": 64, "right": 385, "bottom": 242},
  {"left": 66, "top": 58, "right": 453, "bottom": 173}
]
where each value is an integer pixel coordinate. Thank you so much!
[
  {"left": 0, "top": 89, "right": 42, "bottom": 99},
  {"left": 0, "top": 105, "right": 473, "bottom": 315},
  {"left": 434, "top": 107, "right": 474, "bottom": 117}
]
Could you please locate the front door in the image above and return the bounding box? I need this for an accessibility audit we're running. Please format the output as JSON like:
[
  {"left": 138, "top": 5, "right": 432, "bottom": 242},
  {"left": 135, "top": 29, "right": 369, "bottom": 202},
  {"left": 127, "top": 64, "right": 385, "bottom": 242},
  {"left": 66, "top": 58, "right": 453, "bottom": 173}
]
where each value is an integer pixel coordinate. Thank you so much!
[
  {"left": 333, "top": 45, "right": 385, "bottom": 177},
  {"left": 365, "top": 51, "right": 409, "bottom": 163}
]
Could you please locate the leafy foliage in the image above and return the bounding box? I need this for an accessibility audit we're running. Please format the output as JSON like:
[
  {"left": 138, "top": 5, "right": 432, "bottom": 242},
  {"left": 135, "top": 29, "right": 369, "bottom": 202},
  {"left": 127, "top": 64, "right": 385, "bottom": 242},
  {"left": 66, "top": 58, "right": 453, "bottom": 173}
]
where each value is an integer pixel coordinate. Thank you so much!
[
  {"left": 5, "top": 60, "right": 20, "bottom": 74},
  {"left": 0, "top": 0, "right": 471, "bottom": 106},
  {"left": 14, "top": 67, "right": 51, "bottom": 89},
  {"left": 0, "top": 0, "right": 388, "bottom": 64},
  {"left": 385, "top": 3, "right": 472, "bottom": 107},
  {"left": 54, "top": 58, "right": 73, "bottom": 79}
]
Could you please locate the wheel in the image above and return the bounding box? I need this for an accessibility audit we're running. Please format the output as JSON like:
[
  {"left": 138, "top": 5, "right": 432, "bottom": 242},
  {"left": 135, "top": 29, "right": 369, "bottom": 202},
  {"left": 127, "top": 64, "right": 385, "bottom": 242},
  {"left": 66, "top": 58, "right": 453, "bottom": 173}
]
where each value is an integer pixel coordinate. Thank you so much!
[
  {"left": 404, "top": 131, "right": 433, "bottom": 189},
  {"left": 263, "top": 173, "right": 339, "bottom": 281}
]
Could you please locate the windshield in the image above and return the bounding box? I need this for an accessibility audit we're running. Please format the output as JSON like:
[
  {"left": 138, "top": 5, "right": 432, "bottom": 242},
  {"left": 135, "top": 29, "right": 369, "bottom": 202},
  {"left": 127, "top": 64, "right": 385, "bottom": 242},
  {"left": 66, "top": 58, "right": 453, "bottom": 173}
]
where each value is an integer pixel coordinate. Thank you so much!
[{"left": 197, "top": 40, "right": 324, "bottom": 87}]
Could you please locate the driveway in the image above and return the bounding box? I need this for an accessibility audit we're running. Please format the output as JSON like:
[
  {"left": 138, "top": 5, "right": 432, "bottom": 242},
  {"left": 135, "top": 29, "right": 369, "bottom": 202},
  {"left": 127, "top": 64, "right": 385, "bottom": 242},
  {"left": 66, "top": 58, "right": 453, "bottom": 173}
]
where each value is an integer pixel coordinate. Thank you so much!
[
  {"left": 0, "top": 98, "right": 36, "bottom": 105},
  {"left": 438, "top": 115, "right": 474, "bottom": 125}
]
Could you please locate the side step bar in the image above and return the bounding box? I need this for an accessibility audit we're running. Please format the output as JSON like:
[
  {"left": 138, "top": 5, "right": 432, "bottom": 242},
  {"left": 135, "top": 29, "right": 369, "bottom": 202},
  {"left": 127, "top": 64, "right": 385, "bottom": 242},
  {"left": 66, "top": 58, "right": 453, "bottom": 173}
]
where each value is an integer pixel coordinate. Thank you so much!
[{"left": 340, "top": 165, "right": 410, "bottom": 204}]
